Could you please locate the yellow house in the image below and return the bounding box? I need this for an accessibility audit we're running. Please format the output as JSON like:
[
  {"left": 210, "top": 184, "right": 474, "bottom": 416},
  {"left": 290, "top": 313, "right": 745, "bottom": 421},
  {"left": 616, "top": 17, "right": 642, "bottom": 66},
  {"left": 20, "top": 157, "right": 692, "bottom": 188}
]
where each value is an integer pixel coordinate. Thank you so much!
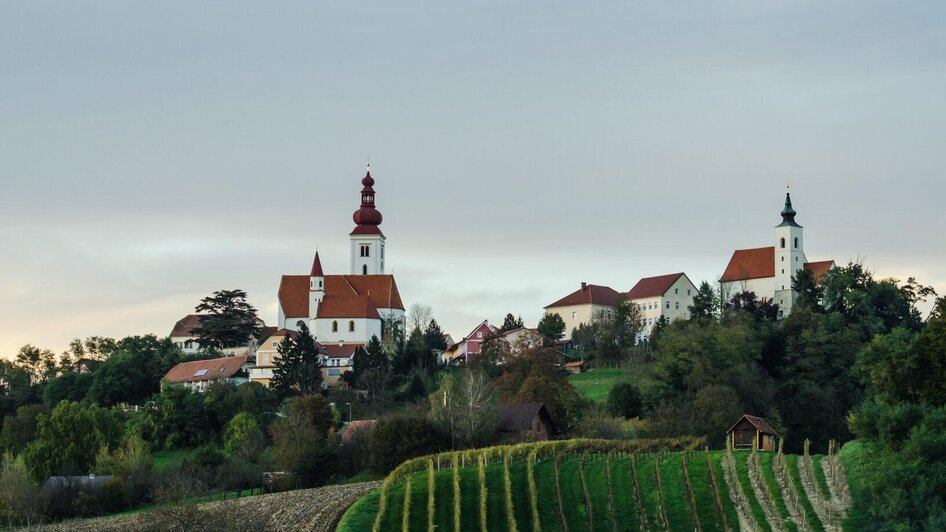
[{"left": 543, "top": 282, "right": 622, "bottom": 339}]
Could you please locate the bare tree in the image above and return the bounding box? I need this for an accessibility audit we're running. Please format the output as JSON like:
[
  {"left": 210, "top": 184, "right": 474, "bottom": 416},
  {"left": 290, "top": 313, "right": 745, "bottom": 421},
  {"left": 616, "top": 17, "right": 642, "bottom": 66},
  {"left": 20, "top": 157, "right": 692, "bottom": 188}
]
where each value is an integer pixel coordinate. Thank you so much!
[
  {"left": 407, "top": 303, "right": 433, "bottom": 332},
  {"left": 434, "top": 369, "right": 499, "bottom": 448}
]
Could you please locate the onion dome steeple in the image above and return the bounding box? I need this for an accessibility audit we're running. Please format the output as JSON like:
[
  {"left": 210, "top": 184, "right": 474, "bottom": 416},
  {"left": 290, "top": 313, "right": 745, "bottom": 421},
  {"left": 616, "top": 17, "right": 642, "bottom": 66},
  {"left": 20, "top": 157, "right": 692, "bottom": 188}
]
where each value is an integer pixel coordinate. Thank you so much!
[
  {"left": 351, "top": 164, "right": 384, "bottom": 236},
  {"left": 776, "top": 186, "right": 802, "bottom": 228}
]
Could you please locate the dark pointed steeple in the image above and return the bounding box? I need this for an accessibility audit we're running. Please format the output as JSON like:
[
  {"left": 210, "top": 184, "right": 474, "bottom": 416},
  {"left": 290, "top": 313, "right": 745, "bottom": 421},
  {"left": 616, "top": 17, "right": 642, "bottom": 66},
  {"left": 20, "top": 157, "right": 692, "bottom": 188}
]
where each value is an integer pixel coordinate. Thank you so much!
[{"left": 776, "top": 190, "right": 802, "bottom": 228}]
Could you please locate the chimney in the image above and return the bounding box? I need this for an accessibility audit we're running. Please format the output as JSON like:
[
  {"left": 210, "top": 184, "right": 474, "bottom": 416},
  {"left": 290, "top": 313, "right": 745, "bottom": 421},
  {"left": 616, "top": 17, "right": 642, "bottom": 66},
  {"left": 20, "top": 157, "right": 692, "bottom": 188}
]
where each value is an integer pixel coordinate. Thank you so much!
[{"left": 581, "top": 282, "right": 587, "bottom": 291}]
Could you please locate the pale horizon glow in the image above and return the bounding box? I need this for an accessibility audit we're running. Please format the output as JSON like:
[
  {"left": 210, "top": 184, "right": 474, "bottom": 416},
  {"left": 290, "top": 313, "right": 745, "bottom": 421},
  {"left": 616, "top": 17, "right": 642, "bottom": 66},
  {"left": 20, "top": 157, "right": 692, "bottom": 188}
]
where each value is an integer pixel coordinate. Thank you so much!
[{"left": 1, "top": 1, "right": 944, "bottom": 357}]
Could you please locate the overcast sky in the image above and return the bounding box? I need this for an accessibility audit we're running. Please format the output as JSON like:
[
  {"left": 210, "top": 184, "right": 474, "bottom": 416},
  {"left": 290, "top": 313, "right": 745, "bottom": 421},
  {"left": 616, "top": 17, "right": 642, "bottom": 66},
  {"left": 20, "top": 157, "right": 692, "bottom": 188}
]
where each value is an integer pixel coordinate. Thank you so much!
[{"left": 1, "top": 1, "right": 944, "bottom": 357}]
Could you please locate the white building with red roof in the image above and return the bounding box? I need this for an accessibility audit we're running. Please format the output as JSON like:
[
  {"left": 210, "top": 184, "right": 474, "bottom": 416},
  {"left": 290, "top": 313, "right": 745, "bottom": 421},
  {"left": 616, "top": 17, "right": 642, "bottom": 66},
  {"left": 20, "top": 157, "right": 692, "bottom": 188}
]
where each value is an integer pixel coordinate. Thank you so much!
[
  {"left": 626, "top": 272, "right": 697, "bottom": 341},
  {"left": 543, "top": 282, "right": 623, "bottom": 339},
  {"left": 720, "top": 190, "right": 834, "bottom": 318},
  {"left": 275, "top": 166, "right": 406, "bottom": 347}
]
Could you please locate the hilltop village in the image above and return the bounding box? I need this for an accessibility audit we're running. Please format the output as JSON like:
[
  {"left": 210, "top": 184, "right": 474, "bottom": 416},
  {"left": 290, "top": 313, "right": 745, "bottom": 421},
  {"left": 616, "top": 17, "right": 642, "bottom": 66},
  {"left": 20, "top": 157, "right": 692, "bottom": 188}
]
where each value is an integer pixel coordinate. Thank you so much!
[
  {"left": 0, "top": 167, "right": 942, "bottom": 529},
  {"left": 166, "top": 166, "right": 835, "bottom": 390}
]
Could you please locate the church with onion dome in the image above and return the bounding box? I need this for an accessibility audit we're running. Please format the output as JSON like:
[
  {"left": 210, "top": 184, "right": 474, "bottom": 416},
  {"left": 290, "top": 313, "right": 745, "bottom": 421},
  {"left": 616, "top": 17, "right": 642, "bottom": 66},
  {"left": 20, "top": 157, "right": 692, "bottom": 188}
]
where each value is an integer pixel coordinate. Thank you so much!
[{"left": 272, "top": 165, "right": 406, "bottom": 345}]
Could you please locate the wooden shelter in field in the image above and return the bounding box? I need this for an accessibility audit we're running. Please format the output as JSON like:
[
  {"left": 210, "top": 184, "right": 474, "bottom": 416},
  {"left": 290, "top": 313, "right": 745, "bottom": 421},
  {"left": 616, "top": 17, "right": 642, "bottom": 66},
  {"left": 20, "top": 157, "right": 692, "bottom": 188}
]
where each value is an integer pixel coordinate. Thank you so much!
[
  {"left": 498, "top": 402, "right": 557, "bottom": 443},
  {"left": 727, "top": 414, "right": 778, "bottom": 451}
]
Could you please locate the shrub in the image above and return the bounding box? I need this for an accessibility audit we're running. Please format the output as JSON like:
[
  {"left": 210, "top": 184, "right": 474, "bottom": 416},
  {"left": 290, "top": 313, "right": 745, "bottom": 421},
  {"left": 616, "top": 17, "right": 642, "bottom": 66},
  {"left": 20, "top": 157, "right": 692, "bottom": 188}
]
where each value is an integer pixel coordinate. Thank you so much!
[
  {"left": 369, "top": 410, "right": 447, "bottom": 474},
  {"left": 606, "top": 382, "right": 642, "bottom": 420}
]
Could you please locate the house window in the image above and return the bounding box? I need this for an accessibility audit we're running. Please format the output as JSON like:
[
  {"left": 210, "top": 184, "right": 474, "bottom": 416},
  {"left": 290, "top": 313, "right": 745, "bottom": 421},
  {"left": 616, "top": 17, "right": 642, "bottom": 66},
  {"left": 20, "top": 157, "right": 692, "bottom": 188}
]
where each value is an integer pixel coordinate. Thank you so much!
[
  {"left": 571, "top": 312, "right": 576, "bottom": 319},
  {"left": 675, "top": 288, "right": 678, "bottom": 294},
  {"left": 666, "top": 302, "right": 670, "bottom": 309},
  {"left": 782, "top": 269, "right": 785, "bottom": 274},
  {"left": 272, "top": 341, "right": 277, "bottom": 348},
  {"left": 675, "top": 302, "right": 680, "bottom": 310},
  {"left": 687, "top": 289, "right": 691, "bottom": 295},
  {"left": 477, "top": 332, "right": 482, "bottom": 338},
  {"left": 329, "top": 368, "right": 341, "bottom": 377},
  {"left": 781, "top": 256, "right": 784, "bottom": 262},
  {"left": 348, "top": 320, "right": 355, "bottom": 332},
  {"left": 332, "top": 321, "right": 338, "bottom": 332}
]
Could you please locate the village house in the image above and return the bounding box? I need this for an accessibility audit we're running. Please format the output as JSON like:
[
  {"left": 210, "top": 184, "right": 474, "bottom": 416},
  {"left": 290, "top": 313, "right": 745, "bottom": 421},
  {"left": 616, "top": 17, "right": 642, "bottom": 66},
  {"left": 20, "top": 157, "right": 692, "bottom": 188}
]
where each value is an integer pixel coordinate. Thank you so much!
[
  {"left": 249, "top": 330, "right": 357, "bottom": 389},
  {"left": 720, "top": 191, "right": 834, "bottom": 318},
  {"left": 442, "top": 320, "right": 499, "bottom": 365},
  {"left": 544, "top": 283, "right": 623, "bottom": 340},
  {"left": 498, "top": 402, "right": 557, "bottom": 443},
  {"left": 169, "top": 314, "right": 273, "bottom": 357},
  {"left": 626, "top": 272, "right": 697, "bottom": 342},
  {"left": 163, "top": 355, "right": 253, "bottom": 392}
]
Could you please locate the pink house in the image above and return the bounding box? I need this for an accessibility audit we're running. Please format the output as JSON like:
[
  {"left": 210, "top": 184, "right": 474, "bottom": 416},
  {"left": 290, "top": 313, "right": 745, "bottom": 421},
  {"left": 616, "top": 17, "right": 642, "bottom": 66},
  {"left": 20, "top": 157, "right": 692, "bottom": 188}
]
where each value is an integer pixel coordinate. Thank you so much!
[{"left": 442, "top": 320, "right": 499, "bottom": 365}]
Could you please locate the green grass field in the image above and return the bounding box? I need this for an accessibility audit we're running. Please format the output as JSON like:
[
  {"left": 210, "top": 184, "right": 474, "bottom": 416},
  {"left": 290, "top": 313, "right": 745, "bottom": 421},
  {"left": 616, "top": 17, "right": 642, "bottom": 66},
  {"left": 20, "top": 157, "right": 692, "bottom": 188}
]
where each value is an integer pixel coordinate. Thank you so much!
[
  {"left": 568, "top": 368, "right": 631, "bottom": 402},
  {"left": 338, "top": 440, "right": 855, "bottom": 532}
]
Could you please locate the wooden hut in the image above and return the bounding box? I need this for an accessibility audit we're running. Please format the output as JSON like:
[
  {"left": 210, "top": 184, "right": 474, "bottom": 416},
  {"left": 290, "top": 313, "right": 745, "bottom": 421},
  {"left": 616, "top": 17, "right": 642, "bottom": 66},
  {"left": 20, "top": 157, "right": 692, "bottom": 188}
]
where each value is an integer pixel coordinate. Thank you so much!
[
  {"left": 498, "top": 402, "right": 557, "bottom": 443},
  {"left": 727, "top": 414, "right": 778, "bottom": 451}
]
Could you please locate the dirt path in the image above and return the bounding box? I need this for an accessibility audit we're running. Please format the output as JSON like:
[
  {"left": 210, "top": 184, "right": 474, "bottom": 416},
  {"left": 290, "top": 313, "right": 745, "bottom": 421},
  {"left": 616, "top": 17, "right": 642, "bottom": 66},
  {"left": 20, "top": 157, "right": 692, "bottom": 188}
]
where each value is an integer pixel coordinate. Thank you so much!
[{"left": 34, "top": 481, "right": 381, "bottom": 532}]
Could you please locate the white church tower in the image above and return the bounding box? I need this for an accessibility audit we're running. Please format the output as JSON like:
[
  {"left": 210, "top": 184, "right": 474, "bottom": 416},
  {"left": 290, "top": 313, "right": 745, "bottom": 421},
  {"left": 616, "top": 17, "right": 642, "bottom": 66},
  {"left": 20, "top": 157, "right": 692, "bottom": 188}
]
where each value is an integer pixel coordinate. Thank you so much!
[
  {"left": 773, "top": 188, "right": 807, "bottom": 316},
  {"left": 349, "top": 164, "right": 386, "bottom": 275},
  {"left": 309, "top": 251, "right": 325, "bottom": 321}
]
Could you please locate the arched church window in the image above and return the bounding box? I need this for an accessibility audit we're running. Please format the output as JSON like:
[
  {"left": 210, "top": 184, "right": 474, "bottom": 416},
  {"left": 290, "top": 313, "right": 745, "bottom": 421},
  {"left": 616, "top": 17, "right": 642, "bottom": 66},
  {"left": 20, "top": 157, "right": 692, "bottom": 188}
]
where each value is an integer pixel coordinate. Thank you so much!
[
  {"left": 794, "top": 237, "right": 799, "bottom": 248},
  {"left": 362, "top": 265, "right": 368, "bottom": 275},
  {"left": 332, "top": 321, "right": 338, "bottom": 332},
  {"left": 780, "top": 237, "right": 786, "bottom": 249},
  {"left": 348, "top": 320, "right": 355, "bottom": 332}
]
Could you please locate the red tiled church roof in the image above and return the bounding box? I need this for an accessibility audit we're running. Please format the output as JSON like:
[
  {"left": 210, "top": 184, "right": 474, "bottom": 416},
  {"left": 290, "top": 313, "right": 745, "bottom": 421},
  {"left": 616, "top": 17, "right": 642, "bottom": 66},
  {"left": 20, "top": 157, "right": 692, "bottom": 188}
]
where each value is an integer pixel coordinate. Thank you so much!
[
  {"left": 804, "top": 260, "right": 834, "bottom": 281},
  {"left": 721, "top": 247, "right": 834, "bottom": 283},
  {"left": 720, "top": 247, "right": 776, "bottom": 282},
  {"left": 545, "top": 283, "right": 622, "bottom": 309},
  {"left": 278, "top": 274, "right": 404, "bottom": 319},
  {"left": 626, "top": 273, "right": 686, "bottom": 299},
  {"left": 164, "top": 355, "right": 250, "bottom": 384}
]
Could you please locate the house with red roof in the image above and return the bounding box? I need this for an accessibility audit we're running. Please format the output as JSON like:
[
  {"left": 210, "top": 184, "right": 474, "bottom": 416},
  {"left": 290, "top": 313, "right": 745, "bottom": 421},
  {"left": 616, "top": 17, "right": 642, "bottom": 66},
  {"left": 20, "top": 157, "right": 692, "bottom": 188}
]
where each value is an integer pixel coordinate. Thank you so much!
[
  {"left": 543, "top": 282, "right": 623, "bottom": 339},
  {"left": 275, "top": 166, "right": 406, "bottom": 348},
  {"left": 442, "top": 320, "right": 499, "bottom": 365},
  {"left": 720, "top": 190, "right": 834, "bottom": 318},
  {"left": 626, "top": 272, "right": 698, "bottom": 341},
  {"left": 169, "top": 314, "right": 272, "bottom": 357},
  {"left": 164, "top": 355, "right": 253, "bottom": 392}
]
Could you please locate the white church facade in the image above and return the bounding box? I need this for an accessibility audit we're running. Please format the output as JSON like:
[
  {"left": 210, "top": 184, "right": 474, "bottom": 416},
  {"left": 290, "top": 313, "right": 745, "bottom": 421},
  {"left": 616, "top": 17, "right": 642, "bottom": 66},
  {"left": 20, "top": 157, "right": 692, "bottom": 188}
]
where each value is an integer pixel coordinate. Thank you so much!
[{"left": 720, "top": 191, "right": 834, "bottom": 318}]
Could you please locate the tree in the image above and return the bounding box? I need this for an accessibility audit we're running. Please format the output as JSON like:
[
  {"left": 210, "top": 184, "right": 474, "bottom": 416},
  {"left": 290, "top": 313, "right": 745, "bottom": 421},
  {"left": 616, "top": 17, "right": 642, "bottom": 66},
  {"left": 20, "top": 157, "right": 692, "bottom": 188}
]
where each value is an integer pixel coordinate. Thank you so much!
[
  {"left": 42, "top": 371, "right": 93, "bottom": 410},
  {"left": 405, "top": 327, "right": 433, "bottom": 372},
  {"left": 23, "top": 400, "right": 123, "bottom": 480},
  {"left": 368, "top": 409, "right": 446, "bottom": 473},
  {"left": 87, "top": 335, "right": 186, "bottom": 407},
  {"left": 726, "top": 291, "right": 779, "bottom": 322},
  {"left": 407, "top": 303, "right": 433, "bottom": 332},
  {"left": 432, "top": 369, "right": 499, "bottom": 448},
  {"left": 688, "top": 281, "right": 719, "bottom": 321},
  {"left": 0, "top": 453, "right": 45, "bottom": 528},
  {"left": 1, "top": 404, "right": 45, "bottom": 456},
  {"left": 537, "top": 312, "right": 566, "bottom": 342},
  {"left": 791, "top": 269, "right": 824, "bottom": 312},
  {"left": 500, "top": 313, "right": 524, "bottom": 332},
  {"left": 423, "top": 319, "right": 448, "bottom": 353},
  {"left": 496, "top": 348, "right": 584, "bottom": 432},
  {"left": 270, "top": 323, "right": 322, "bottom": 399},
  {"left": 594, "top": 298, "right": 643, "bottom": 362},
  {"left": 223, "top": 412, "right": 265, "bottom": 463},
  {"left": 192, "top": 289, "right": 261, "bottom": 350},
  {"left": 13, "top": 345, "right": 57, "bottom": 387},
  {"left": 606, "top": 383, "right": 642, "bottom": 419}
]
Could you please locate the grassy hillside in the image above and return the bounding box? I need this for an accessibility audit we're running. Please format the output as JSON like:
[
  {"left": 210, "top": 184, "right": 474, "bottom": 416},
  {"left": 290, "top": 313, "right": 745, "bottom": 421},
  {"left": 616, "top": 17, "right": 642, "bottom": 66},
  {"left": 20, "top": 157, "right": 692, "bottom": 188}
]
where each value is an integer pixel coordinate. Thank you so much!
[
  {"left": 338, "top": 438, "right": 853, "bottom": 532},
  {"left": 568, "top": 368, "right": 631, "bottom": 402}
]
